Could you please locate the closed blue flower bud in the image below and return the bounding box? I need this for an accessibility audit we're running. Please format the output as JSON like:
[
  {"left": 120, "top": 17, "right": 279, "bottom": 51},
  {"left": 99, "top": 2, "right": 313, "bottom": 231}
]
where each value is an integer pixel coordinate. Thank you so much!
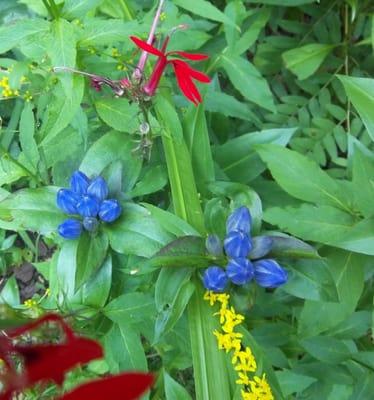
[
  {"left": 83, "top": 217, "right": 99, "bottom": 232},
  {"left": 76, "top": 195, "right": 100, "bottom": 217},
  {"left": 99, "top": 199, "right": 122, "bottom": 222},
  {"left": 58, "top": 219, "right": 82, "bottom": 239},
  {"left": 226, "top": 206, "right": 251, "bottom": 234},
  {"left": 226, "top": 258, "right": 254, "bottom": 285},
  {"left": 203, "top": 266, "right": 228, "bottom": 292},
  {"left": 248, "top": 236, "right": 273, "bottom": 259},
  {"left": 87, "top": 176, "right": 108, "bottom": 202},
  {"left": 56, "top": 189, "right": 80, "bottom": 215},
  {"left": 253, "top": 259, "right": 288, "bottom": 288},
  {"left": 205, "top": 234, "right": 223, "bottom": 256},
  {"left": 70, "top": 171, "right": 90, "bottom": 195},
  {"left": 224, "top": 230, "right": 252, "bottom": 258}
]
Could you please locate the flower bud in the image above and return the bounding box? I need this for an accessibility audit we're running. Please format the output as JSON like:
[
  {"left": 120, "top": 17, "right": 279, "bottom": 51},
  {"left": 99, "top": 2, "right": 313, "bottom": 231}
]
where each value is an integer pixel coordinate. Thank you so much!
[
  {"left": 226, "top": 206, "right": 251, "bottom": 234},
  {"left": 56, "top": 189, "right": 80, "bottom": 215},
  {"left": 224, "top": 230, "right": 252, "bottom": 258},
  {"left": 87, "top": 176, "right": 109, "bottom": 201},
  {"left": 248, "top": 236, "right": 273, "bottom": 259},
  {"left": 253, "top": 259, "right": 288, "bottom": 288},
  {"left": 205, "top": 234, "right": 223, "bottom": 256},
  {"left": 70, "top": 171, "right": 90, "bottom": 195},
  {"left": 76, "top": 195, "right": 100, "bottom": 217},
  {"left": 58, "top": 219, "right": 82, "bottom": 239},
  {"left": 203, "top": 266, "right": 228, "bottom": 292},
  {"left": 83, "top": 217, "right": 99, "bottom": 232},
  {"left": 99, "top": 199, "right": 122, "bottom": 223},
  {"left": 226, "top": 258, "right": 254, "bottom": 285}
]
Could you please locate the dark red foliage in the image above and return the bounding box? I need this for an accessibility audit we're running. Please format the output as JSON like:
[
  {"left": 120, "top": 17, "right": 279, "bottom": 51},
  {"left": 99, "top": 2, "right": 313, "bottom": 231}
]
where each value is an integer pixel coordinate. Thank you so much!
[
  {"left": 0, "top": 314, "right": 153, "bottom": 400},
  {"left": 61, "top": 373, "right": 154, "bottom": 400}
]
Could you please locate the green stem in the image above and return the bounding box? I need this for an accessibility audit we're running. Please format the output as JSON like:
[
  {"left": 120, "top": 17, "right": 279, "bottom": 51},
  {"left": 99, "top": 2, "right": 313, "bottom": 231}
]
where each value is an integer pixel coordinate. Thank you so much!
[
  {"left": 156, "top": 94, "right": 232, "bottom": 400},
  {"left": 118, "top": 0, "right": 133, "bottom": 20}
]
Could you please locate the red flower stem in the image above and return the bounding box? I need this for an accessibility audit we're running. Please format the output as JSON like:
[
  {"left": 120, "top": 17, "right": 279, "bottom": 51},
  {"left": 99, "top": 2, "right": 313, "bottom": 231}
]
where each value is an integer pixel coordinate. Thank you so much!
[{"left": 133, "top": 0, "right": 165, "bottom": 79}]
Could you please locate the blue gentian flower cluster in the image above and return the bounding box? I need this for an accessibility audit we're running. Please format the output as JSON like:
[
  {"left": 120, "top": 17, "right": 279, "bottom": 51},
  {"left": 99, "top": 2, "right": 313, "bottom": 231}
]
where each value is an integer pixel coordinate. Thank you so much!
[
  {"left": 57, "top": 171, "right": 122, "bottom": 239},
  {"left": 202, "top": 206, "right": 288, "bottom": 292}
]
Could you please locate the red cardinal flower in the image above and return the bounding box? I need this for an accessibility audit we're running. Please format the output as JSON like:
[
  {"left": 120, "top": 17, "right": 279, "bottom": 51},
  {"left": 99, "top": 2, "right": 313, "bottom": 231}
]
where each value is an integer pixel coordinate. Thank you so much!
[
  {"left": 130, "top": 35, "right": 211, "bottom": 105},
  {"left": 0, "top": 314, "right": 153, "bottom": 400}
]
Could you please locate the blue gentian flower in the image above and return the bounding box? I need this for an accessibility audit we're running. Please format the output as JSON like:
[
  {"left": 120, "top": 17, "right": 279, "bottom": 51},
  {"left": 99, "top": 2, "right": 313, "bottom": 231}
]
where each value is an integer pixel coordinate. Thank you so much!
[
  {"left": 248, "top": 236, "right": 273, "bottom": 259},
  {"left": 203, "top": 266, "right": 228, "bottom": 292},
  {"left": 70, "top": 171, "right": 90, "bottom": 195},
  {"left": 56, "top": 171, "right": 123, "bottom": 239},
  {"left": 56, "top": 189, "right": 80, "bottom": 215},
  {"left": 58, "top": 219, "right": 82, "bottom": 239},
  {"left": 224, "top": 230, "right": 252, "bottom": 258},
  {"left": 226, "top": 206, "right": 251, "bottom": 234},
  {"left": 253, "top": 259, "right": 288, "bottom": 288},
  {"left": 87, "top": 177, "right": 109, "bottom": 202},
  {"left": 99, "top": 199, "right": 122, "bottom": 223},
  {"left": 226, "top": 258, "right": 254, "bottom": 285},
  {"left": 76, "top": 195, "right": 100, "bottom": 217},
  {"left": 205, "top": 234, "right": 223, "bottom": 256},
  {"left": 83, "top": 217, "right": 99, "bottom": 232}
]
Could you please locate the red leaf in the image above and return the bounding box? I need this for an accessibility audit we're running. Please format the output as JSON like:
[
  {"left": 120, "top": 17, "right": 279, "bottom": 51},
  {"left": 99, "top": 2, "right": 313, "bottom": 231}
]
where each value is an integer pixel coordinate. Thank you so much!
[
  {"left": 168, "top": 51, "right": 209, "bottom": 61},
  {"left": 130, "top": 36, "right": 165, "bottom": 57},
  {"left": 60, "top": 373, "right": 154, "bottom": 400},
  {"left": 14, "top": 337, "right": 103, "bottom": 386}
]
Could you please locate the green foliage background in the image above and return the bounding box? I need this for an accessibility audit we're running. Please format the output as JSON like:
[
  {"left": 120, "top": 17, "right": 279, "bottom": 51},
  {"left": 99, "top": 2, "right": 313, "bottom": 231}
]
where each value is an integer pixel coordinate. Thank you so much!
[{"left": 0, "top": 0, "right": 373, "bottom": 399}]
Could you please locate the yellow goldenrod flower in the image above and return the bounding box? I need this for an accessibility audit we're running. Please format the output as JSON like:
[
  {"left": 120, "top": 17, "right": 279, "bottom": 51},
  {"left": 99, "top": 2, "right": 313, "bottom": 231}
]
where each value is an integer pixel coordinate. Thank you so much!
[{"left": 24, "top": 299, "right": 38, "bottom": 309}]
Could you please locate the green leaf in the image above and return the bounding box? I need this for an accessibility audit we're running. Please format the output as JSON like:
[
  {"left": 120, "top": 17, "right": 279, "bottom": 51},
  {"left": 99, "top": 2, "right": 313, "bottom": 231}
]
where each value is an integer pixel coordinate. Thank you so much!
[
  {"left": 300, "top": 336, "right": 354, "bottom": 364},
  {"left": 104, "top": 322, "right": 147, "bottom": 373},
  {"left": 75, "top": 231, "right": 108, "bottom": 288},
  {"left": 56, "top": 240, "right": 78, "bottom": 301},
  {"left": 95, "top": 98, "right": 139, "bottom": 133},
  {"left": 78, "top": 18, "right": 137, "bottom": 46},
  {"left": 104, "top": 203, "right": 174, "bottom": 258},
  {"left": 80, "top": 131, "right": 142, "bottom": 193},
  {"left": 129, "top": 165, "right": 167, "bottom": 198},
  {"left": 62, "top": 0, "right": 104, "bottom": 18},
  {"left": 282, "top": 259, "right": 338, "bottom": 301},
  {"left": 221, "top": 54, "right": 275, "bottom": 111},
  {"left": 40, "top": 76, "right": 84, "bottom": 145},
  {"left": 276, "top": 370, "right": 317, "bottom": 397},
  {"left": 48, "top": 19, "right": 76, "bottom": 94},
  {"left": 338, "top": 75, "right": 374, "bottom": 141},
  {"left": 256, "top": 145, "right": 352, "bottom": 212},
  {"left": 0, "top": 186, "right": 64, "bottom": 234},
  {"left": 164, "top": 371, "right": 192, "bottom": 400},
  {"left": 283, "top": 44, "right": 334, "bottom": 80},
  {"left": 267, "top": 235, "right": 320, "bottom": 259},
  {"left": 154, "top": 280, "right": 195, "bottom": 343},
  {"left": 0, "top": 18, "right": 50, "bottom": 54},
  {"left": 75, "top": 254, "right": 112, "bottom": 308},
  {"left": 352, "top": 145, "right": 374, "bottom": 217},
  {"left": 247, "top": 0, "right": 315, "bottom": 4},
  {"left": 19, "top": 102, "right": 39, "bottom": 171},
  {"left": 214, "top": 129, "right": 296, "bottom": 183},
  {"left": 104, "top": 292, "right": 155, "bottom": 325},
  {"left": 173, "top": 0, "right": 236, "bottom": 28},
  {"left": 0, "top": 152, "right": 28, "bottom": 186},
  {"left": 0, "top": 276, "right": 20, "bottom": 306},
  {"left": 183, "top": 103, "right": 215, "bottom": 195},
  {"left": 325, "top": 249, "right": 365, "bottom": 312}
]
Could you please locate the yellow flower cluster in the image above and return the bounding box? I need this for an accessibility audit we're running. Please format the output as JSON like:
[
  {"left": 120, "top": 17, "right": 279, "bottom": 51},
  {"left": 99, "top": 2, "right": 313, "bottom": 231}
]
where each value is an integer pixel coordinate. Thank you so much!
[
  {"left": 0, "top": 76, "right": 19, "bottom": 98},
  {"left": 24, "top": 299, "right": 38, "bottom": 309},
  {"left": 204, "top": 291, "right": 274, "bottom": 400}
]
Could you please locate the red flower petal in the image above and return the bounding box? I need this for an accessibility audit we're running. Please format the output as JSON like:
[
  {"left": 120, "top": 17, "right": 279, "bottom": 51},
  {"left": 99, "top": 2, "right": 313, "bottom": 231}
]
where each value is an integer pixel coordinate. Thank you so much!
[
  {"left": 168, "top": 51, "right": 209, "bottom": 61},
  {"left": 14, "top": 337, "right": 103, "bottom": 387},
  {"left": 60, "top": 373, "right": 154, "bottom": 400},
  {"left": 172, "top": 59, "right": 211, "bottom": 83},
  {"left": 130, "top": 36, "right": 165, "bottom": 57},
  {"left": 171, "top": 61, "right": 201, "bottom": 105}
]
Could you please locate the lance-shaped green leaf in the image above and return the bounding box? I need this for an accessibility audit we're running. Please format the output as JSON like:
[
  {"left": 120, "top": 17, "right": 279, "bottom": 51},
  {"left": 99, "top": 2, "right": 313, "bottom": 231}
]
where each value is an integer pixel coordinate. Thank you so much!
[
  {"left": 19, "top": 102, "right": 39, "bottom": 172},
  {"left": 338, "top": 75, "right": 374, "bottom": 141},
  {"left": 283, "top": 44, "right": 335, "bottom": 80}
]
